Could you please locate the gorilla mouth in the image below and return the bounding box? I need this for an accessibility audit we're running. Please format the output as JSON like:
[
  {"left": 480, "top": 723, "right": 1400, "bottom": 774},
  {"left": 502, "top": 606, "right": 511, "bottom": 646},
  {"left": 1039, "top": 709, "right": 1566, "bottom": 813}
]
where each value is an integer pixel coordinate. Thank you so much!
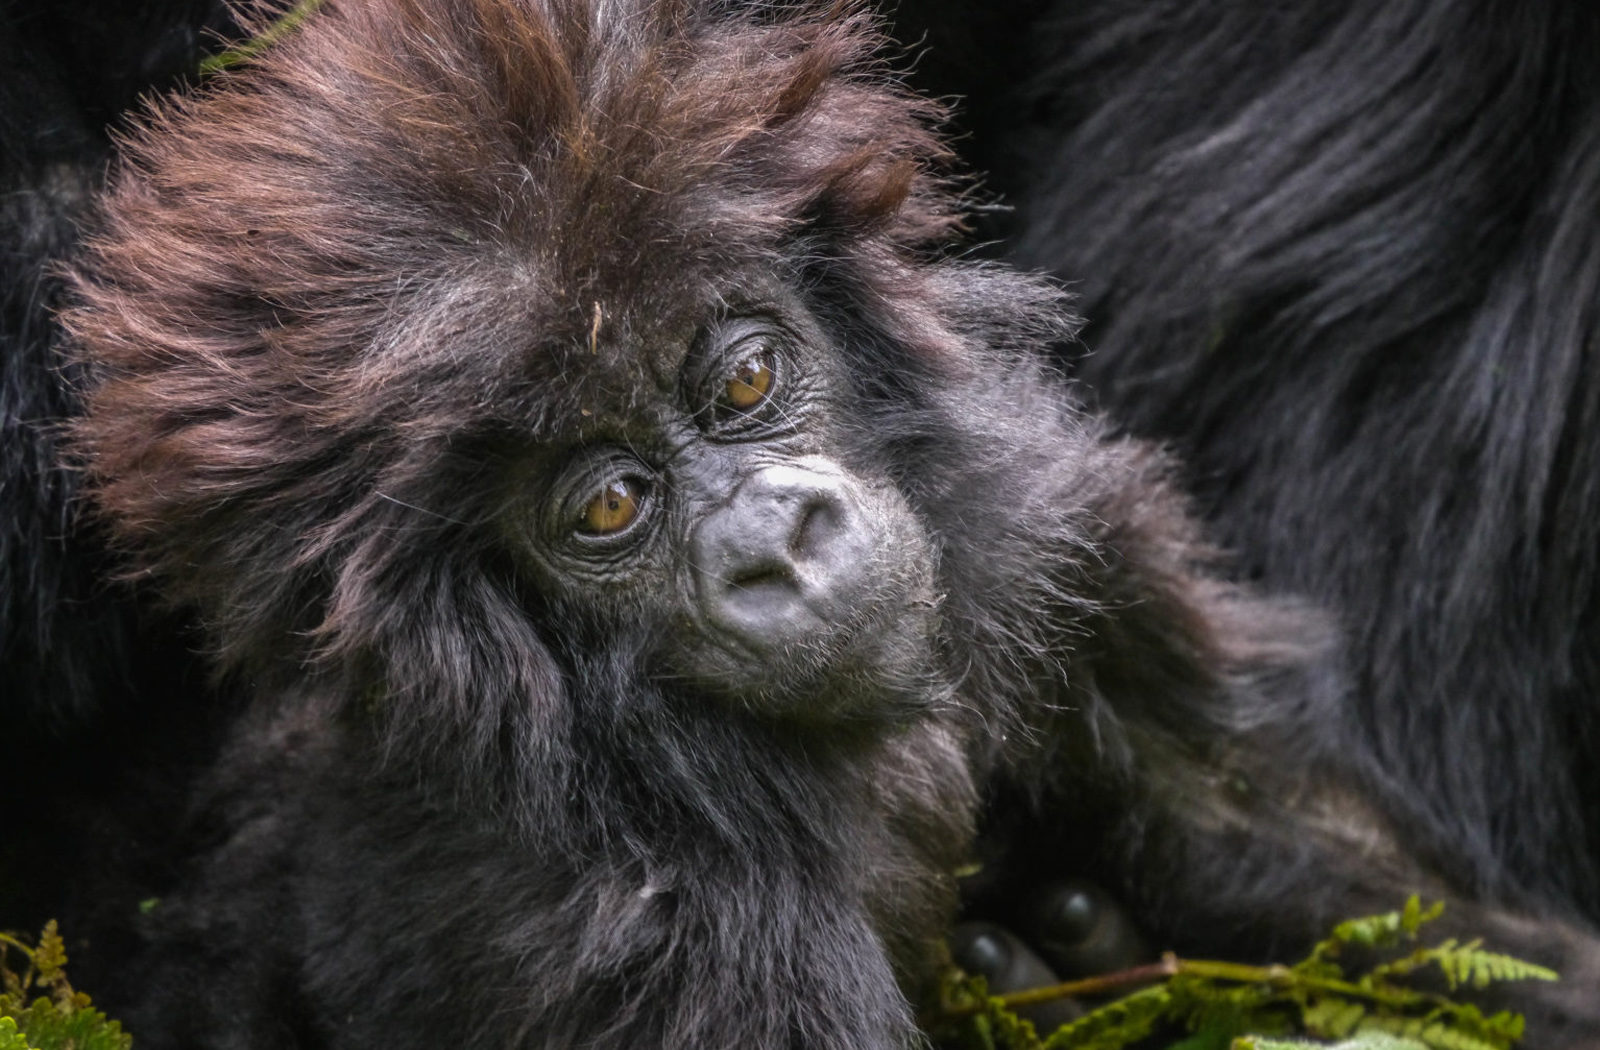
[{"left": 685, "top": 566, "right": 943, "bottom": 715}]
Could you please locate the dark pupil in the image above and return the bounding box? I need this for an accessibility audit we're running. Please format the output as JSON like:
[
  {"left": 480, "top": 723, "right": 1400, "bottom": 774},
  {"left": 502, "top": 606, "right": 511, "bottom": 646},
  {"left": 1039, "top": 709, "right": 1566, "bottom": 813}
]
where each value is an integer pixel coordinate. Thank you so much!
[
  {"left": 723, "top": 351, "right": 771, "bottom": 412},
  {"left": 581, "top": 478, "right": 640, "bottom": 535}
]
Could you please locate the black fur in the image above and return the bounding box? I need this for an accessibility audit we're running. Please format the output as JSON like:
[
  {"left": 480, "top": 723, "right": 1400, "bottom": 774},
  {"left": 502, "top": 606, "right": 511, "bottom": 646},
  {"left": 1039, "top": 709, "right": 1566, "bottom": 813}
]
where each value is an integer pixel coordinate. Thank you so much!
[
  {"left": 0, "top": 0, "right": 238, "bottom": 971},
  {"left": 896, "top": 0, "right": 1600, "bottom": 930}
]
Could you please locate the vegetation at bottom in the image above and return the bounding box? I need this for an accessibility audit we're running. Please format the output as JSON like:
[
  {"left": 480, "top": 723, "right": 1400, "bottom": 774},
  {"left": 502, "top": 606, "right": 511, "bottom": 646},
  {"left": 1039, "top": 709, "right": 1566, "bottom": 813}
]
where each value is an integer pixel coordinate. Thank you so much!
[
  {"left": 927, "top": 898, "right": 1557, "bottom": 1050},
  {"left": 0, "top": 922, "right": 129, "bottom": 1050},
  {"left": 3, "top": 897, "right": 1555, "bottom": 1049}
]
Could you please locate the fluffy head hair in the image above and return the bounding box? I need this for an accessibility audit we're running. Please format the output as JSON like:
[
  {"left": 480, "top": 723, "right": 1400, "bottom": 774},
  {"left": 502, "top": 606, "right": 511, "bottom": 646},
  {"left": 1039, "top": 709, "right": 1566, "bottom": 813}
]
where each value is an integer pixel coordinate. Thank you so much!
[
  {"left": 70, "top": 0, "right": 955, "bottom": 642},
  {"left": 63, "top": 0, "right": 1085, "bottom": 801}
]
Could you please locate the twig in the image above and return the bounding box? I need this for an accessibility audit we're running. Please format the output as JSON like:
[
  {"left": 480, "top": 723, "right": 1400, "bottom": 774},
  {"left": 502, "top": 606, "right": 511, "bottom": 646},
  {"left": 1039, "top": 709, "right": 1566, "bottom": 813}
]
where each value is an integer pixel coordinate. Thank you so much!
[
  {"left": 199, "top": 0, "right": 326, "bottom": 75},
  {"left": 935, "top": 950, "right": 1456, "bottom": 1022},
  {"left": 937, "top": 955, "right": 1179, "bottom": 1021}
]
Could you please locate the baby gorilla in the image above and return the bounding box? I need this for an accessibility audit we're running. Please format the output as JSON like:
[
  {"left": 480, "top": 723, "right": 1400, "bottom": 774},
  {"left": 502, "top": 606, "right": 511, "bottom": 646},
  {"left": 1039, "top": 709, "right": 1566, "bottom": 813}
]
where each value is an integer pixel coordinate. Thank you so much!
[{"left": 62, "top": 0, "right": 1600, "bottom": 1046}]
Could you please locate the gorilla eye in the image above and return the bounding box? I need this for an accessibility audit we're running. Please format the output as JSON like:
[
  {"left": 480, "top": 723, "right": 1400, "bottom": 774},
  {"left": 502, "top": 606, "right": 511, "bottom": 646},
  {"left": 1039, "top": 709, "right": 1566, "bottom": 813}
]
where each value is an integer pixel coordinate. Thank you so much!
[
  {"left": 721, "top": 350, "right": 775, "bottom": 413},
  {"left": 690, "top": 323, "right": 797, "bottom": 438},
  {"left": 578, "top": 477, "right": 647, "bottom": 537}
]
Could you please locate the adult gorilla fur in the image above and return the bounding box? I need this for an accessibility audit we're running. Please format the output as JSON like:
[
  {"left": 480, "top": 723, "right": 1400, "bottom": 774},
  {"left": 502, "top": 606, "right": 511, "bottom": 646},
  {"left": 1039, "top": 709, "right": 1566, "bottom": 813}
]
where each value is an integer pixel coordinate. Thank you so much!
[
  {"left": 1, "top": 3, "right": 231, "bottom": 719},
  {"left": 62, "top": 0, "right": 1600, "bottom": 1045},
  {"left": 894, "top": 0, "right": 1600, "bottom": 933},
  {"left": 0, "top": 0, "right": 238, "bottom": 962}
]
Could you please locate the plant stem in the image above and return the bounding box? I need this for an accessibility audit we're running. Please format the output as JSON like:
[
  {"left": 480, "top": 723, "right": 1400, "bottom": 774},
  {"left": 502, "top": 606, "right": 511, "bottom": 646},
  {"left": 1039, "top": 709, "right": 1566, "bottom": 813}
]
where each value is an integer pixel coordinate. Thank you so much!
[
  {"left": 198, "top": 0, "right": 326, "bottom": 74},
  {"left": 0, "top": 933, "right": 35, "bottom": 961},
  {"left": 937, "top": 951, "right": 1451, "bottom": 1022},
  {"left": 939, "top": 956, "right": 1179, "bottom": 1019}
]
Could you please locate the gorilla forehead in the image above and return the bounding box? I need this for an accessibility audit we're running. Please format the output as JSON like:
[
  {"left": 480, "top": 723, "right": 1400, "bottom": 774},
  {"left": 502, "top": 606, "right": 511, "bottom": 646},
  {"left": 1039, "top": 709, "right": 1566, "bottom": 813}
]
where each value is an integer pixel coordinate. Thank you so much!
[
  {"left": 199, "top": 0, "right": 941, "bottom": 434},
  {"left": 385, "top": 262, "right": 809, "bottom": 446}
]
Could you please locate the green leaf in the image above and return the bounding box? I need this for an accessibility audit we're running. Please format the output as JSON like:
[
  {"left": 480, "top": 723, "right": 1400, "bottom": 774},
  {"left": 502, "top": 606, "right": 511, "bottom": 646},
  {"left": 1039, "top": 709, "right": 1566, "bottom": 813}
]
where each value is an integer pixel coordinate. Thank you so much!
[
  {"left": 1236, "top": 1034, "right": 1430, "bottom": 1050},
  {"left": 197, "top": 0, "right": 326, "bottom": 74},
  {"left": 1164, "top": 1023, "right": 1237, "bottom": 1050},
  {"left": 1039, "top": 985, "right": 1170, "bottom": 1050},
  {"left": 1433, "top": 945, "right": 1557, "bottom": 991},
  {"left": 4, "top": 998, "right": 131, "bottom": 1050},
  {"left": 0, "top": 1017, "right": 37, "bottom": 1050},
  {"left": 931, "top": 899, "right": 1551, "bottom": 1050},
  {"left": 1303, "top": 997, "right": 1367, "bottom": 1039}
]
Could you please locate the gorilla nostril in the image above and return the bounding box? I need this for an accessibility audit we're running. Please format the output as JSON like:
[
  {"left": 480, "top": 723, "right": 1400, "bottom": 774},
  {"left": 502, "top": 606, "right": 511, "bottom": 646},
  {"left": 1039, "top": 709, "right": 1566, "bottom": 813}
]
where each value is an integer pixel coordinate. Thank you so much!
[
  {"left": 690, "top": 465, "right": 873, "bottom": 645},
  {"left": 789, "top": 495, "right": 842, "bottom": 558}
]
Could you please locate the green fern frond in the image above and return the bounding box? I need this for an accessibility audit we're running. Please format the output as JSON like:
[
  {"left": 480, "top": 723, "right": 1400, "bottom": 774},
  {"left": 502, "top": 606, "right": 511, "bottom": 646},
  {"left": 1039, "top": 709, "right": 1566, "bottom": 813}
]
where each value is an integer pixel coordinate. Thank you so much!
[
  {"left": 0, "top": 998, "right": 130, "bottom": 1050},
  {"left": 1431, "top": 943, "right": 1557, "bottom": 991},
  {"left": 1, "top": 925, "right": 130, "bottom": 1050},
  {"left": 929, "top": 899, "right": 1558, "bottom": 1050},
  {"left": 0, "top": 1017, "right": 34, "bottom": 1050},
  {"left": 1039, "top": 985, "right": 1171, "bottom": 1050},
  {"left": 1400, "top": 897, "right": 1446, "bottom": 937},
  {"left": 1235, "top": 1034, "right": 1429, "bottom": 1050},
  {"left": 1357, "top": 1014, "right": 1508, "bottom": 1050},
  {"left": 1305, "top": 897, "right": 1445, "bottom": 968},
  {"left": 1363, "top": 938, "right": 1557, "bottom": 993},
  {"left": 197, "top": 0, "right": 326, "bottom": 74},
  {"left": 1302, "top": 997, "right": 1367, "bottom": 1039}
]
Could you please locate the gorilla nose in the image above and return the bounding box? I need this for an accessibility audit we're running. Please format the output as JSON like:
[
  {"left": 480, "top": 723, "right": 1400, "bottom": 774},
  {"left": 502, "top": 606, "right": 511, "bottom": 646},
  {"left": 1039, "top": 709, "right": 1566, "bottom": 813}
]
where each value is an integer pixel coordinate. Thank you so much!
[{"left": 691, "top": 463, "right": 875, "bottom": 647}]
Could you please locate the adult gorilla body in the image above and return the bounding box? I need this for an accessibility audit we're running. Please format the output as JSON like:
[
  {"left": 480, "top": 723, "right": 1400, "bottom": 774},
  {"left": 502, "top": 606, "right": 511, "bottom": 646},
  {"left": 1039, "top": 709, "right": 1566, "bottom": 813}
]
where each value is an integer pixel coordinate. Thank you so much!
[
  {"left": 62, "top": 0, "right": 1600, "bottom": 1045},
  {"left": 894, "top": 0, "right": 1600, "bottom": 929},
  {"left": 0, "top": 0, "right": 238, "bottom": 964}
]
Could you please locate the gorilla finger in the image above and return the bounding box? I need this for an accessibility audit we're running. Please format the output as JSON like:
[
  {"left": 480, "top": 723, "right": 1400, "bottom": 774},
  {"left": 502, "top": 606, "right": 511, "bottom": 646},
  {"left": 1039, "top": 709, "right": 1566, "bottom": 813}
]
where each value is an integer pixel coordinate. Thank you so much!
[
  {"left": 1022, "top": 880, "right": 1150, "bottom": 977},
  {"left": 949, "top": 921, "right": 1085, "bottom": 1031}
]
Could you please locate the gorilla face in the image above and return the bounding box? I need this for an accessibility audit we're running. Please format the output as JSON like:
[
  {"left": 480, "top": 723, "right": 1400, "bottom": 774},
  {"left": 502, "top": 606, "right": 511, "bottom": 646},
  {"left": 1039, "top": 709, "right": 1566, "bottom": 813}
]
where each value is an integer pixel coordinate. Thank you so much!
[{"left": 512, "top": 302, "right": 940, "bottom": 721}]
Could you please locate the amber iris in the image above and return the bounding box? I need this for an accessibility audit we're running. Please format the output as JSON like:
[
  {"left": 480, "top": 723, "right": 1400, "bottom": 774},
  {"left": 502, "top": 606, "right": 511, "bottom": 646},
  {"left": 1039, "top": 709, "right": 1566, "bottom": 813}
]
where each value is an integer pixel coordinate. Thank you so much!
[
  {"left": 722, "top": 351, "right": 774, "bottom": 411},
  {"left": 579, "top": 477, "right": 644, "bottom": 535}
]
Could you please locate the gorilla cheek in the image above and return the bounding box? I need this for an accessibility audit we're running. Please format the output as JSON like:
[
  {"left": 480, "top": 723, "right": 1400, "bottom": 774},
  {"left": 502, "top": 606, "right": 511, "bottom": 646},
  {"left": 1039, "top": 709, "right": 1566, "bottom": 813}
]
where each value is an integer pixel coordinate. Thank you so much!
[{"left": 689, "top": 459, "right": 928, "bottom": 669}]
